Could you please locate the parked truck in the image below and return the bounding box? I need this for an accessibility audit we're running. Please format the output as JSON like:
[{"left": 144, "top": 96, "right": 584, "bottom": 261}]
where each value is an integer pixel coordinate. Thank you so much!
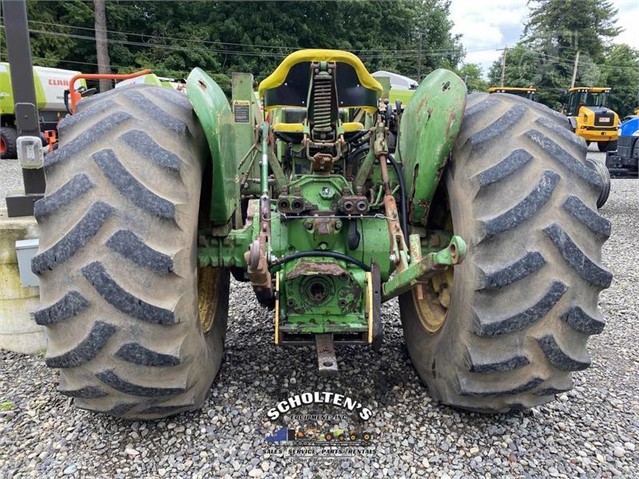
[
  {"left": 565, "top": 86, "right": 620, "bottom": 152},
  {"left": 0, "top": 62, "right": 84, "bottom": 158}
]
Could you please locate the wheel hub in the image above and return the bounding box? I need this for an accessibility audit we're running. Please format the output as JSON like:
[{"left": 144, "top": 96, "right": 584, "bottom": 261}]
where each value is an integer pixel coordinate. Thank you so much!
[{"left": 412, "top": 267, "right": 453, "bottom": 333}]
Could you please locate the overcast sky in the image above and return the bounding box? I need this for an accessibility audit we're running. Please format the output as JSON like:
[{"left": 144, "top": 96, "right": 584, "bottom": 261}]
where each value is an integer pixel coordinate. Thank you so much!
[{"left": 449, "top": 0, "right": 639, "bottom": 75}]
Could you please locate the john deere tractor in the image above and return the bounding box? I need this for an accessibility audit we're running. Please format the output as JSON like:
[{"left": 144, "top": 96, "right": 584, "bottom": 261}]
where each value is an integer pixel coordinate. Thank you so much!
[
  {"left": 566, "top": 86, "right": 620, "bottom": 152},
  {"left": 32, "top": 50, "right": 611, "bottom": 419}
]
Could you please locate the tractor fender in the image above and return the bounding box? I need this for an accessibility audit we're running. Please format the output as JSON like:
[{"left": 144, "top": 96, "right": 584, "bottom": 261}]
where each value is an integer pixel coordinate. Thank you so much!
[
  {"left": 396, "top": 69, "right": 467, "bottom": 225},
  {"left": 186, "top": 67, "right": 238, "bottom": 227},
  {"left": 620, "top": 117, "right": 639, "bottom": 137}
]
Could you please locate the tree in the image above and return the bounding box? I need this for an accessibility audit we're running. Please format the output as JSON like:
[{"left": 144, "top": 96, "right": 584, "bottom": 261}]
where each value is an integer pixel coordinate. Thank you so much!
[
  {"left": 487, "top": 45, "right": 542, "bottom": 89},
  {"left": 520, "top": 0, "right": 621, "bottom": 109},
  {"left": 457, "top": 63, "right": 487, "bottom": 92},
  {"left": 602, "top": 44, "right": 639, "bottom": 118},
  {"left": 8, "top": 0, "right": 463, "bottom": 86}
]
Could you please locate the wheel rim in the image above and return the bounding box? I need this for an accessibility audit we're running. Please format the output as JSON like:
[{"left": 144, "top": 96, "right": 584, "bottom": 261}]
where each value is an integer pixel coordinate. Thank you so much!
[
  {"left": 198, "top": 266, "right": 222, "bottom": 333},
  {"left": 411, "top": 267, "right": 453, "bottom": 333},
  {"left": 411, "top": 190, "right": 455, "bottom": 334},
  {"left": 0, "top": 136, "right": 6, "bottom": 154}
]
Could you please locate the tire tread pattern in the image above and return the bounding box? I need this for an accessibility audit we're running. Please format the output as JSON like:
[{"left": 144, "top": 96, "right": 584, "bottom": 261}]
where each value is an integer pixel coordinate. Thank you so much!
[
  {"left": 399, "top": 93, "right": 611, "bottom": 413},
  {"left": 33, "top": 85, "right": 228, "bottom": 419}
]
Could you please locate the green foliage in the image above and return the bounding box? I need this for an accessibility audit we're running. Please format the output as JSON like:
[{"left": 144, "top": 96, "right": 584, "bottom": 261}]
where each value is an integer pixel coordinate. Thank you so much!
[
  {"left": 521, "top": 0, "right": 621, "bottom": 109},
  {"left": 457, "top": 63, "right": 487, "bottom": 93},
  {"left": 1, "top": 0, "right": 463, "bottom": 87},
  {"left": 487, "top": 0, "right": 630, "bottom": 111},
  {"left": 524, "top": 0, "right": 620, "bottom": 61},
  {"left": 1, "top": 401, "right": 15, "bottom": 411},
  {"left": 602, "top": 44, "right": 639, "bottom": 118},
  {"left": 487, "top": 45, "right": 542, "bottom": 90}
]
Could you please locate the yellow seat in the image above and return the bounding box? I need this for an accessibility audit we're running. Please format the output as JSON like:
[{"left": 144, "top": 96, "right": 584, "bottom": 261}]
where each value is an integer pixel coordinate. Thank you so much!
[
  {"left": 273, "top": 122, "right": 305, "bottom": 133},
  {"left": 343, "top": 122, "right": 364, "bottom": 132},
  {"left": 258, "top": 49, "right": 382, "bottom": 114},
  {"left": 273, "top": 121, "right": 364, "bottom": 135}
]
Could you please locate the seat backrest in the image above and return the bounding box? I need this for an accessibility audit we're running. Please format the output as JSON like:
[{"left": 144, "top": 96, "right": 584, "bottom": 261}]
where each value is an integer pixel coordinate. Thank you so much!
[{"left": 259, "top": 49, "right": 382, "bottom": 113}]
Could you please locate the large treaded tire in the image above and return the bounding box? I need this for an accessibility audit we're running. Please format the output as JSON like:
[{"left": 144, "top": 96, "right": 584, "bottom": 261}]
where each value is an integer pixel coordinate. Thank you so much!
[
  {"left": 32, "top": 85, "right": 229, "bottom": 419},
  {"left": 399, "top": 93, "right": 612, "bottom": 413},
  {"left": 1, "top": 126, "right": 17, "bottom": 159}
]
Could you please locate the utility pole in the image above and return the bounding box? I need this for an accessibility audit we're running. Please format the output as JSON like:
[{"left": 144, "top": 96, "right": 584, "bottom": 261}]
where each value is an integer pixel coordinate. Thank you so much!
[
  {"left": 94, "top": 0, "right": 112, "bottom": 92},
  {"left": 417, "top": 32, "right": 422, "bottom": 82},
  {"left": 496, "top": 46, "right": 508, "bottom": 87},
  {"left": 570, "top": 51, "right": 580, "bottom": 88},
  {"left": 2, "top": 0, "right": 46, "bottom": 216}
]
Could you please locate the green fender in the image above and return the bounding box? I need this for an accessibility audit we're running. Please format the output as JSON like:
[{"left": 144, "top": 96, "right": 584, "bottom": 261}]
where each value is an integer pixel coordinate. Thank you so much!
[
  {"left": 396, "top": 69, "right": 467, "bottom": 225},
  {"left": 186, "top": 67, "right": 238, "bottom": 226}
]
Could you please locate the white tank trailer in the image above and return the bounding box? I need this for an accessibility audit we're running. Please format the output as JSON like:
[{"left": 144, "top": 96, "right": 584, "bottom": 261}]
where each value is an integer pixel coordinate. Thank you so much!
[{"left": 0, "top": 63, "right": 85, "bottom": 158}]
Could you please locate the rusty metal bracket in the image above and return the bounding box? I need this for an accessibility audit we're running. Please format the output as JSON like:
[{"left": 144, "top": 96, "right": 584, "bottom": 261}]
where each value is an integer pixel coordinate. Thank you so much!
[
  {"left": 245, "top": 124, "right": 275, "bottom": 305},
  {"left": 274, "top": 272, "right": 281, "bottom": 344},
  {"left": 382, "top": 235, "right": 467, "bottom": 302},
  {"left": 316, "top": 334, "right": 338, "bottom": 376},
  {"left": 365, "top": 262, "right": 383, "bottom": 350},
  {"left": 378, "top": 152, "right": 409, "bottom": 272}
]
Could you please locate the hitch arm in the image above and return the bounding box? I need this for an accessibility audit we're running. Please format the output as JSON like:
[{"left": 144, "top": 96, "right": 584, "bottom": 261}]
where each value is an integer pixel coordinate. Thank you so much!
[{"left": 382, "top": 236, "right": 467, "bottom": 302}]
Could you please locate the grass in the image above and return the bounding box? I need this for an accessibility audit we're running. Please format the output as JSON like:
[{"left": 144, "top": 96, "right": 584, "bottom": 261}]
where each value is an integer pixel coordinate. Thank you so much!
[{"left": 1, "top": 401, "right": 15, "bottom": 411}]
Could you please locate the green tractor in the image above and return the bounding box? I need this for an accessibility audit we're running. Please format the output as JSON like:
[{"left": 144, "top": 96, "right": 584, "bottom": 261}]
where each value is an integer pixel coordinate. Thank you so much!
[{"left": 32, "top": 49, "right": 611, "bottom": 419}]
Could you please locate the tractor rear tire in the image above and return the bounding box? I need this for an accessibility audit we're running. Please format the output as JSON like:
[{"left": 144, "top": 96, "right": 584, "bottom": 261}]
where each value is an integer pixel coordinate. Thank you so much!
[
  {"left": 32, "top": 85, "right": 229, "bottom": 419},
  {"left": 399, "top": 93, "right": 611, "bottom": 413},
  {"left": 0, "top": 126, "right": 17, "bottom": 159}
]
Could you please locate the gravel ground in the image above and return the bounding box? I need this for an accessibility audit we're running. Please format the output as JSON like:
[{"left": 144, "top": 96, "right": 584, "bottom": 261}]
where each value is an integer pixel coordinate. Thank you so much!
[{"left": 1, "top": 148, "right": 638, "bottom": 478}]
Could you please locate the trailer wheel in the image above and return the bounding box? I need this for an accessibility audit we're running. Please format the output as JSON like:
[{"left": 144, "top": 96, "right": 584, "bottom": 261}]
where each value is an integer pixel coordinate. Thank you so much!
[
  {"left": 32, "top": 85, "right": 229, "bottom": 419},
  {"left": 0, "top": 126, "right": 17, "bottom": 159},
  {"left": 585, "top": 157, "right": 611, "bottom": 208},
  {"left": 597, "top": 140, "right": 615, "bottom": 152},
  {"left": 399, "top": 93, "right": 611, "bottom": 413}
]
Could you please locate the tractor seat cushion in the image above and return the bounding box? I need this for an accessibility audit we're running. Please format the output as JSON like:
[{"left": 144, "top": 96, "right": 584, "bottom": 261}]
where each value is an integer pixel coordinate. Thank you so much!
[
  {"left": 343, "top": 122, "right": 364, "bottom": 132},
  {"left": 273, "top": 122, "right": 305, "bottom": 133}
]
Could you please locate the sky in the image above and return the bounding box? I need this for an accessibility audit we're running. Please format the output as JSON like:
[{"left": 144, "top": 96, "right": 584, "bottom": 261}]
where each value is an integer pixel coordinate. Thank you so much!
[{"left": 449, "top": 0, "right": 639, "bottom": 76}]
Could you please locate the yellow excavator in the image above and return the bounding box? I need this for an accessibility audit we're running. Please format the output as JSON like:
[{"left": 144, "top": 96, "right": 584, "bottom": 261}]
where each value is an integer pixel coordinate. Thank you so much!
[
  {"left": 566, "top": 87, "right": 620, "bottom": 152},
  {"left": 488, "top": 86, "right": 537, "bottom": 101}
]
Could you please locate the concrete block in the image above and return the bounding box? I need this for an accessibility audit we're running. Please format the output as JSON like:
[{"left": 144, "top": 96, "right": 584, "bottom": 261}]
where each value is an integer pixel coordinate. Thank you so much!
[{"left": 0, "top": 210, "right": 45, "bottom": 354}]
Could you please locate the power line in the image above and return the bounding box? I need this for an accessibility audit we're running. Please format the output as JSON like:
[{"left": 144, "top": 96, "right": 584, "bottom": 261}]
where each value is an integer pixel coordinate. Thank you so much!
[
  {"left": 27, "top": 20, "right": 297, "bottom": 52},
  {"left": 23, "top": 20, "right": 471, "bottom": 56}
]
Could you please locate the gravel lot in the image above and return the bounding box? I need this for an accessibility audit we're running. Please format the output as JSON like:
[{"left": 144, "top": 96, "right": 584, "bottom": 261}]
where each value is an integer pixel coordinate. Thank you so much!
[{"left": 1, "top": 146, "right": 638, "bottom": 478}]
